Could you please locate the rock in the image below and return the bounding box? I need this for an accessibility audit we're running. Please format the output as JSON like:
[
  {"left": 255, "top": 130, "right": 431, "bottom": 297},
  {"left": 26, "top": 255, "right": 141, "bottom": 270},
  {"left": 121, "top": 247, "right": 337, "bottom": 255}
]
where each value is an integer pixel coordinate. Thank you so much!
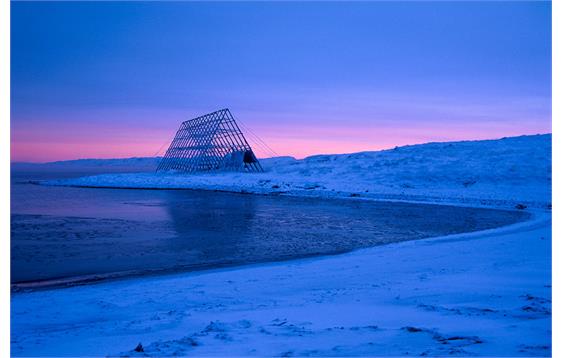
[{"left": 134, "top": 343, "right": 144, "bottom": 352}]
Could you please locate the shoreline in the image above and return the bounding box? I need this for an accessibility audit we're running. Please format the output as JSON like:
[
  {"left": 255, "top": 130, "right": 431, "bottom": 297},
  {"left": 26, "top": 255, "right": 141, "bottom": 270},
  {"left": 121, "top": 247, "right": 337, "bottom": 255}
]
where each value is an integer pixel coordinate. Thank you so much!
[
  {"left": 11, "top": 191, "right": 534, "bottom": 292},
  {"left": 39, "top": 176, "right": 549, "bottom": 211},
  {"left": 36, "top": 133, "right": 552, "bottom": 211},
  {"left": 11, "top": 134, "right": 552, "bottom": 355},
  {"left": 11, "top": 206, "right": 551, "bottom": 357}
]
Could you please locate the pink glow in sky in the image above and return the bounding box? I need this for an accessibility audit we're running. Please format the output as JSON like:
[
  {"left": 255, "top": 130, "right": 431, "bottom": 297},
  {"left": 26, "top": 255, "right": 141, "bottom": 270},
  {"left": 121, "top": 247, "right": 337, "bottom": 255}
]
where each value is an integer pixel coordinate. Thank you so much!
[
  {"left": 11, "top": 2, "right": 551, "bottom": 163},
  {"left": 11, "top": 101, "right": 551, "bottom": 162}
]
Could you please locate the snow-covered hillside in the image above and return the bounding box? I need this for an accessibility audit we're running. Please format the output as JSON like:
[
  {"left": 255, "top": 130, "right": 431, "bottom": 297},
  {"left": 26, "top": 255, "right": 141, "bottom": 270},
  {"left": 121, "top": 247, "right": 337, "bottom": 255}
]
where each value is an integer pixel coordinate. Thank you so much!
[
  {"left": 12, "top": 157, "right": 160, "bottom": 173},
  {"left": 43, "top": 134, "right": 552, "bottom": 208}
]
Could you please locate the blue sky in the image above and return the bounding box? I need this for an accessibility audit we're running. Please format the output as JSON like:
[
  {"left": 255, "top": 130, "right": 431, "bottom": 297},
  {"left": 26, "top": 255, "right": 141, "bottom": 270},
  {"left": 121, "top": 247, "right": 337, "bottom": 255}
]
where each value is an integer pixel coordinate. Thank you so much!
[{"left": 11, "top": 1, "right": 551, "bottom": 161}]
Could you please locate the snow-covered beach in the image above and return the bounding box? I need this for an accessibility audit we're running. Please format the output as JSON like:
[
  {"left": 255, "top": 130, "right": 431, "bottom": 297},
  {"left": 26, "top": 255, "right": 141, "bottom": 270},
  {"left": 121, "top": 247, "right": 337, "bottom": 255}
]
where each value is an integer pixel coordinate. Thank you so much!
[
  {"left": 11, "top": 211, "right": 551, "bottom": 356},
  {"left": 11, "top": 134, "right": 552, "bottom": 356},
  {"left": 42, "top": 134, "right": 551, "bottom": 209}
]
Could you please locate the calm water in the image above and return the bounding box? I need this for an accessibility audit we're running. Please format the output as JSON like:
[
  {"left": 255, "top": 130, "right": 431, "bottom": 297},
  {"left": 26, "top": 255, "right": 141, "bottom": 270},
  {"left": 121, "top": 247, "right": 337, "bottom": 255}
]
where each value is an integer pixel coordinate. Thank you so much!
[{"left": 11, "top": 169, "right": 529, "bottom": 288}]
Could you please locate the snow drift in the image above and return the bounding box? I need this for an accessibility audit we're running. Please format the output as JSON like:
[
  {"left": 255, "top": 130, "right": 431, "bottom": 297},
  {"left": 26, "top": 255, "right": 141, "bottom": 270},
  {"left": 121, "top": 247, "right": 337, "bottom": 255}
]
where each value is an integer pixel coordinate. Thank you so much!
[{"left": 42, "top": 134, "right": 552, "bottom": 208}]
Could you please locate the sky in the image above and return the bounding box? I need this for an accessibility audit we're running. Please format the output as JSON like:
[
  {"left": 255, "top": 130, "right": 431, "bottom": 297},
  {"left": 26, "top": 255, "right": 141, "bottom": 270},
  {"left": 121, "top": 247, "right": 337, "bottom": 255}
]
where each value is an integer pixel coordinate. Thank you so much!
[{"left": 11, "top": 1, "right": 551, "bottom": 162}]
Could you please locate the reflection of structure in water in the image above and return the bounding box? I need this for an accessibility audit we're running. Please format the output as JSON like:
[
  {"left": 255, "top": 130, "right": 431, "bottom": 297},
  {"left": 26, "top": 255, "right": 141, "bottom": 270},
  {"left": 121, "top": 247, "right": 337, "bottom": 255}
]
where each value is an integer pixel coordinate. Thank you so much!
[
  {"left": 163, "top": 190, "right": 258, "bottom": 255},
  {"left": 157, "top": 108, "right": 263, "bottom": 173}
]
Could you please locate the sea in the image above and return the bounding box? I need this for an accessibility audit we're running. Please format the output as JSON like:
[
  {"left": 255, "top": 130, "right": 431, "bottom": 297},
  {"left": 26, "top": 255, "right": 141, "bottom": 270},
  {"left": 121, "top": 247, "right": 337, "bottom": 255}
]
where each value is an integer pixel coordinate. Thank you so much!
[{"left": 10, "top": 167, "right": 529, "bottom": 289}]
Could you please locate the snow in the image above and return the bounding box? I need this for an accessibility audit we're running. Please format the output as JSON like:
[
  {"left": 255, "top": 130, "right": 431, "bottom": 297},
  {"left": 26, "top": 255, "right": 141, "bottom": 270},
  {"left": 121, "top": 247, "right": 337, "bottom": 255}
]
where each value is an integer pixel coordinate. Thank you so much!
[
  {"left": 42, "top": 134, "right": 552, "bottom": 208},
  {"left": 11, "top": 212, "right": 551, "bottom": 356},
  {"left": 13, "top": 156, "right": 160, "bottom": 169},
  {"left": 12, "top": 134, "right": 552, "bottom": 356},
  {"left": 12, "top": 157, "right": 160, "bottom": 175}
]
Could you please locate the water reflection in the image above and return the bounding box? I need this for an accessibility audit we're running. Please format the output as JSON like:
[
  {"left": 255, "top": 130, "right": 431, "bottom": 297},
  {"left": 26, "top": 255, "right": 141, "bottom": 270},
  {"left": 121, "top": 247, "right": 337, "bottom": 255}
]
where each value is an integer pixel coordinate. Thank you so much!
[
  {"left": 11, "top": 172, "right": 530, "bottom": 286},
  {"left": 163, "top": 190, "right": 258, "bottom": 255}
]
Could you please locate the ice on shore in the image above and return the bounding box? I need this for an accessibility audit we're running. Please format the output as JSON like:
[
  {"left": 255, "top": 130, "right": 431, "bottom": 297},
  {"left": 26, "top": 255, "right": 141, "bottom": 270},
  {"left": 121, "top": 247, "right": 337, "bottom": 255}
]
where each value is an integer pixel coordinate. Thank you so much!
[{"left": 43, "top": 134, "right": 551, "bottom": 208}]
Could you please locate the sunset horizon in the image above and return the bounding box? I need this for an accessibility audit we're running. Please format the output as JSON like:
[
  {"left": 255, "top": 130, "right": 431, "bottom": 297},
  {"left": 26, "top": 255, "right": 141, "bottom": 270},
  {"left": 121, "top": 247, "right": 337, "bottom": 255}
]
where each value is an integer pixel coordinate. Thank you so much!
[
  {"left": 11, "top": 129, "right": 553, "bottom": 164},
  {"left": 11, "top": 1, "right": 551, "bottom": 162},
  {"left": 7, "top": 1, "right": 553, "bottom": 356}
]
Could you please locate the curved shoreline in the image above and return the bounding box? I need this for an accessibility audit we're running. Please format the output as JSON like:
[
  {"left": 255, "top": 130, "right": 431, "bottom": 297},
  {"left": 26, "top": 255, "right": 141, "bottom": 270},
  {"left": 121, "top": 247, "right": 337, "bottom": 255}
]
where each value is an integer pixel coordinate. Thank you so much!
[
  {"left": 39, "top": 177, "right": 549, "bottom": 211},
  {"left": 11, "top": 200, "right": 533, "bottom": 293},
  {"left": 11, "top": 209, "right": 551, "bottom": 357}
]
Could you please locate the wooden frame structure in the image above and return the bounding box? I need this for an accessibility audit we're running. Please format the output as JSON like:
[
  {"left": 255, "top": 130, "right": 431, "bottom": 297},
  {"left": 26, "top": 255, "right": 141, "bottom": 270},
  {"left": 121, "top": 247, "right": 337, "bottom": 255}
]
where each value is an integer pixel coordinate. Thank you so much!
[{"left": 157, "top": 109, "right": 264, "bottom": 173}]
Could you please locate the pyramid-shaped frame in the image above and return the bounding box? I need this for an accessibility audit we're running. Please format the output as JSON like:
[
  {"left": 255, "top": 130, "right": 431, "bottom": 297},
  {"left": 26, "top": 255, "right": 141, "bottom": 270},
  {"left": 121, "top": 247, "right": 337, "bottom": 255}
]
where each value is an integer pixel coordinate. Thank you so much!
[{"left": 157, "top": 109, "right": 264, "bottom": 173}]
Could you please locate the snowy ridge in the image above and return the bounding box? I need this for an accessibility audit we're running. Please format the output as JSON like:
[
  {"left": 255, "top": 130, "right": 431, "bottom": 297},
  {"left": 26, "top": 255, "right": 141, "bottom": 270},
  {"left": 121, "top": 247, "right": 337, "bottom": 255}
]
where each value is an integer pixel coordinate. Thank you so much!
[
  {"left": 12, "top": 157, "right": 160, "bottom": 174},
  {"left": 43, "top": 134, "right": 552, "bottom": 208},
  {"left": 13, "top": 156, "right": 161, "bottom": 168}
]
